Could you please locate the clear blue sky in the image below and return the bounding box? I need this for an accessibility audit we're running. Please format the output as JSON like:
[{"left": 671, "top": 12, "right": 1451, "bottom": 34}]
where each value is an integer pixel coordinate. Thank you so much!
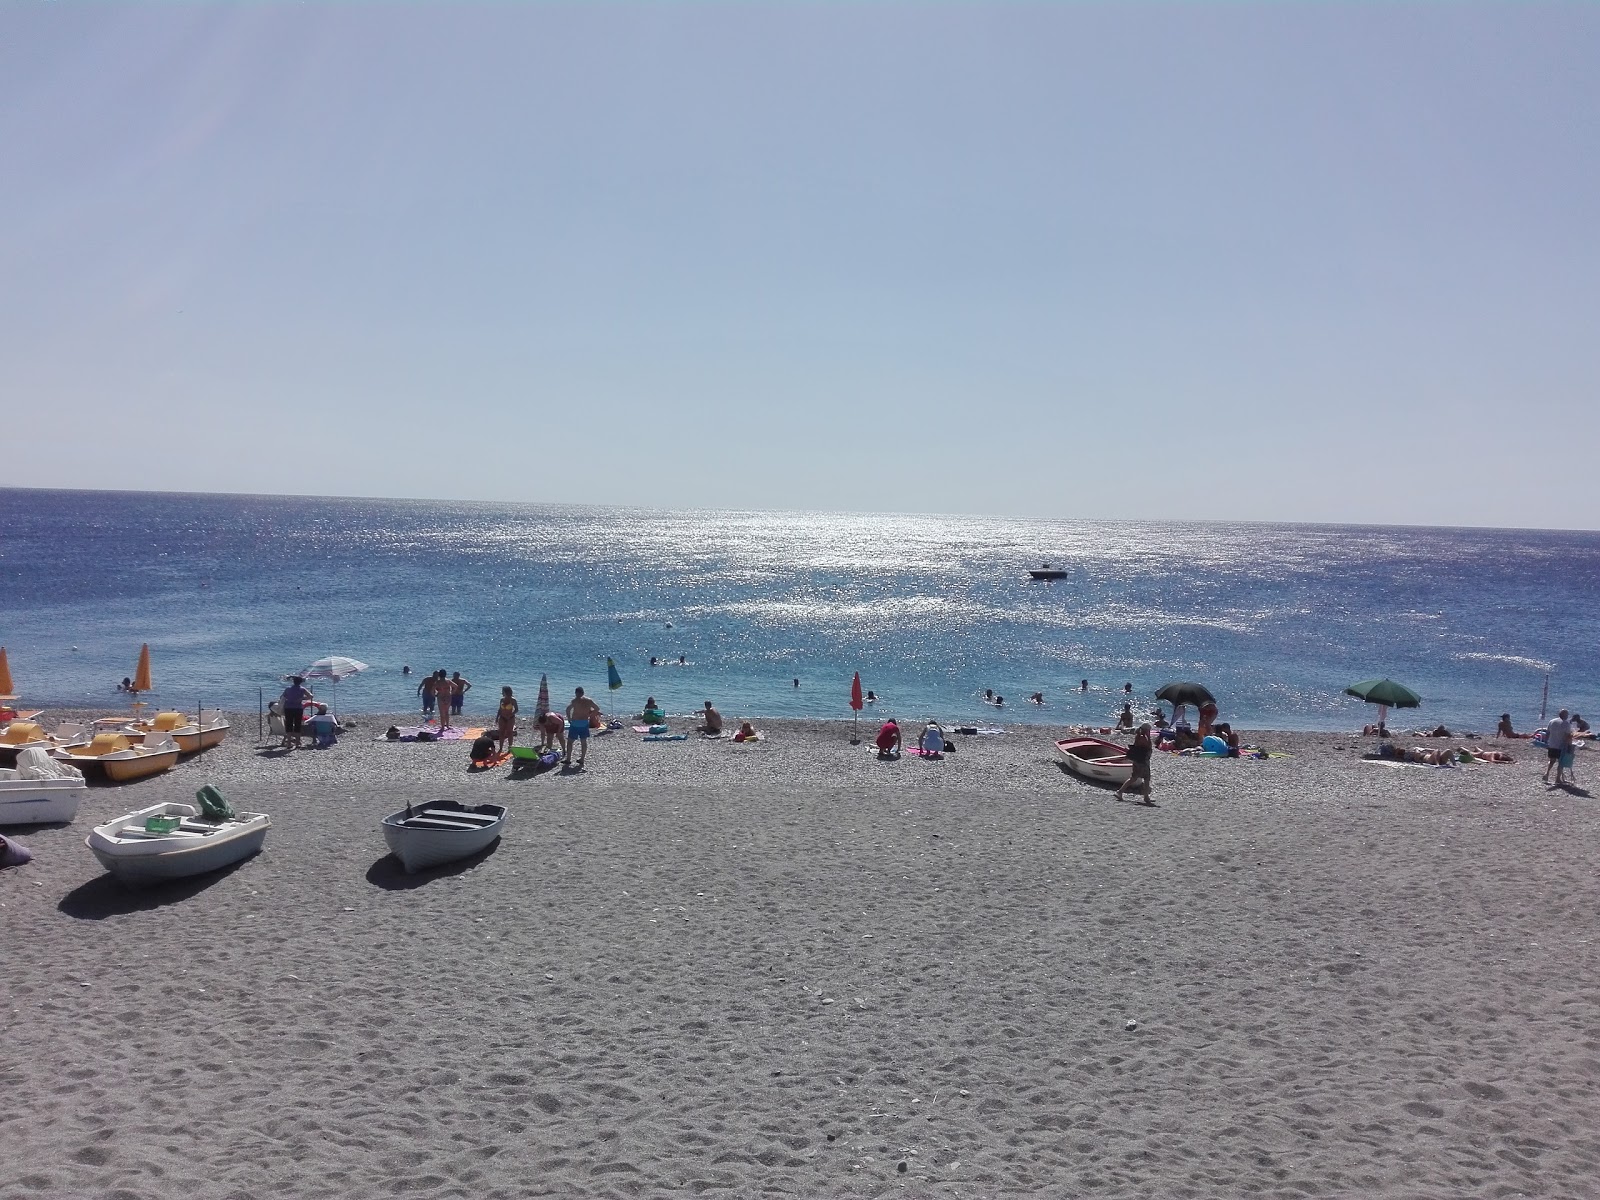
[{"left": 5, "top": 3, "right": 1596, "bottom": 527}]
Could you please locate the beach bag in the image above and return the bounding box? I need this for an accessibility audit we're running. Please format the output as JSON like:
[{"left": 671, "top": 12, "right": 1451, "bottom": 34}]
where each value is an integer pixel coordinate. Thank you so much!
[
  {"left": 470, "top": 735, "right": 496, "bottom": 763},
  {"left": 196, "top": 784, "right": 234, "bottom": 822}
]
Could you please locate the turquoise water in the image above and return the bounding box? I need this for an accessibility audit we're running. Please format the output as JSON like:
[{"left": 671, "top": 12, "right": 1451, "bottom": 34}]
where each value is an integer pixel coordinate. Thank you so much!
[{"left": 2, "top": 488, "right": 1594, "bottom": 731}]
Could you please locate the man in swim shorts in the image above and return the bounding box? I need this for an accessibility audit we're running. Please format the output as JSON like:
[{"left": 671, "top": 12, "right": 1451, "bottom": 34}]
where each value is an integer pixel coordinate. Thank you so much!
[
  {"left": 565, "top": 686, "right": 603, "bottom": 767},
  {"left": 1543, "top": 709, "right": 1571, "bottom": 785}
]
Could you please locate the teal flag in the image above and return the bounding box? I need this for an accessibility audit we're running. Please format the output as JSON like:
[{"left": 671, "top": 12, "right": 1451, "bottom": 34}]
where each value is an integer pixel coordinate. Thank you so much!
[{"left": 606, "top": 657, "right": 623, "bottom": 691}]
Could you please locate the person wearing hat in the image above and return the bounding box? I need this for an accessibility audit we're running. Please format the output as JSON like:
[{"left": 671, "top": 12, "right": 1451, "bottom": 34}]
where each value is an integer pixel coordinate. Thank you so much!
[{"left": 279, "top": 676, "right": 313, "bottom": 749}]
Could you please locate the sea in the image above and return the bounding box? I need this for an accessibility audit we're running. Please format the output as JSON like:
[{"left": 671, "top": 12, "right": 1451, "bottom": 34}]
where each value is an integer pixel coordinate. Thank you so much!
[{"left": 3, "top": 488, "right": 1596, "bottom": 733}]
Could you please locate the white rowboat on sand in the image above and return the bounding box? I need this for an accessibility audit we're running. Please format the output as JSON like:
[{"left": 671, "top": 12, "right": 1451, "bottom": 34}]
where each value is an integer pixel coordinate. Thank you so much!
[
  {"left": 0, "top": 747, "right": 88, "bottom": 826},
  {"left": 1055, "top": 736, "right": 1135, "bottom": 785},
  {"left": 87, "top": 800, "right": 270, "bottom": 887},
  {"left": 382, "top": 800, "right": 507, "bottom": 874}
]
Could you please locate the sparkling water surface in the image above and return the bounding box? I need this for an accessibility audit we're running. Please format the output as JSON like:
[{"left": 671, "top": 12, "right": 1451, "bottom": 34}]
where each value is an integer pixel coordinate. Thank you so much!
[{"left": 3, "top": 489, "right": 1595, "bottom": 732}]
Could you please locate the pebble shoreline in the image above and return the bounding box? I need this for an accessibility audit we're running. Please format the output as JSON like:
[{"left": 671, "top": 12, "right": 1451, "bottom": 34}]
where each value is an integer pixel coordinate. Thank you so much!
[{"left": 4, "top": 709, "right": 1596, "bottom": 1198}]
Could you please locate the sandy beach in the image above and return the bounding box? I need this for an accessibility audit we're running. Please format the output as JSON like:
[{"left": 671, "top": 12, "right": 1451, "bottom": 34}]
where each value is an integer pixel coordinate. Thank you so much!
[{"left": 5, "top": 712, "right": 1599, "bottom": 1198}]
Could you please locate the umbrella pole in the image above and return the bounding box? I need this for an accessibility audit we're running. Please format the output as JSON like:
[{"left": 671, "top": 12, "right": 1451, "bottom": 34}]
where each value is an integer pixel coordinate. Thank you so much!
[
  {"left": 258, "top": 688, "right": 264, "bottom": 744},
  {"left": 1541, "top": 673, "right": 1549, "bottom": 723}
]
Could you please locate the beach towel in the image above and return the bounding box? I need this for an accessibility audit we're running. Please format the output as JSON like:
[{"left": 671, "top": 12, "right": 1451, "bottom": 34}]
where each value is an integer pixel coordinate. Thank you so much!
[
  {"left": 468, "top": 751, "right": 512, "bottom": 771},
  {"left": 643, "top": 733, "right": 689, "bottom": 742},
  {"left": 377, "top": 726, "right": 483, "bottom": 743}
]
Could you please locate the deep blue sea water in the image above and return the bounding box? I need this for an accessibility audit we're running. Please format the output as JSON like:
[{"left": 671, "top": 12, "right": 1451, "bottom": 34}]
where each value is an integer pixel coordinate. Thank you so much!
[{"left": 2, "top": 488, "right": 1596, "bottom": 732}]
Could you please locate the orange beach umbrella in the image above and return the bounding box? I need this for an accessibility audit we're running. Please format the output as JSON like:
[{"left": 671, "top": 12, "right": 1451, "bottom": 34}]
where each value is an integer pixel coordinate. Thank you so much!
[
  {"left": 132, "top": 643, "right": 153, "bottom": 694},
  {"left": 0, "top": 646, "right": 14, "bottom": 699}
]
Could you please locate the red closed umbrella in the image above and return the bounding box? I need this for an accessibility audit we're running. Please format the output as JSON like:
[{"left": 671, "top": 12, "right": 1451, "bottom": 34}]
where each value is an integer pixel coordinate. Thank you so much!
[{"left": 850, "top": 672, "right": 864, "bottom": 742}]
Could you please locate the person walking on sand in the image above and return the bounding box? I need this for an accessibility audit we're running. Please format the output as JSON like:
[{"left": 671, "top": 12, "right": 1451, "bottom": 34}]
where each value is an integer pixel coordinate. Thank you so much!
[
  {"left": 565, "top": 686, "right": 602, "bottom": 767},
  {"left": 1116, "top": 724, "right": 1154, "bottom": 804},
  {"left": 494, "top": 686, "right": 518, "bottom": 751},
  {"left": 450, "top": 671, "right": 471, "bottom": 716},
  {"left": 1543, "top": 709, "right": 1572, "bottom": 785}
]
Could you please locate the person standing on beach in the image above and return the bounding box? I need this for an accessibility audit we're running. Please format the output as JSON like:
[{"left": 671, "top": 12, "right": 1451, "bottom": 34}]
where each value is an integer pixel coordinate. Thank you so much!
[
  {"left": 279, "top": 676, "right": 312, "bottom": 749},
  {"left": 494, "top": 686, "right": 518, "bottom": 751},
  {"left": 1543, "top": 709, "right": 1571, "bottom": 785},
  {"left": 565, "top": 686, "right": 602, "bottom": 767},
  {"left": 418, "top": 672, "right": 437, "bottom": 716},
  {"left": 1116, "top": 724, "right": 1154, "bottom": 804},
  {"left": 450, "top": 671, "right": 471, "bottom": 715},
  {"left": 432, "top": 671, "right": 454, "bottom": 730}
]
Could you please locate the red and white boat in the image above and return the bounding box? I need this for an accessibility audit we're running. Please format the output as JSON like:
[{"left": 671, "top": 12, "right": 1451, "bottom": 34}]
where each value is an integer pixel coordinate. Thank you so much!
[{"left": 1054, "top": 736, "right": 1134, "bottom": 785}]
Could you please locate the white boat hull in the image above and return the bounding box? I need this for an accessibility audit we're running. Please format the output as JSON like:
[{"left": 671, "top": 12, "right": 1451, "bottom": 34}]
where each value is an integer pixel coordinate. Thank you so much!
[
  {"left": 87, "top": 801, "right": 269, "bottom": 887},
  {"left": 382, "top": 802, "right": 506, "bottom": 873},
  {"left": 1055, "top": 738, "right": 1135, "bottom": 785},
  {"left": 0, "top": 778, "right": 87, "bottom": 826}
]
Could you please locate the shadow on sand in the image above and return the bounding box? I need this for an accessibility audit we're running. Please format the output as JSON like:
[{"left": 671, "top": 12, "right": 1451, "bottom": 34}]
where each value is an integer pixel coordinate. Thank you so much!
[
  {"left": 58, "top": 857, "right": 255, "bottom": 920},
  {"left": 1054, "top": 761, "right": 1155, "bottom": 805},
  {"left": 365, "top": 839, "right": 501, "bottom": 891}
]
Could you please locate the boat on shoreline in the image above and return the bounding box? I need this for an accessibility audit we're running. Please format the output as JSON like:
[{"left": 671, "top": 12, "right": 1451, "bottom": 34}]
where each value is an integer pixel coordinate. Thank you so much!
[
  {"left": 87, "top": 798, "right": 270, "bottom": 886},
  {"left": 0, "top": 721, "right": 89, "bottom": 767},
  {"left": 382, "top": 800, "right": 506, "bottom": 873},
  {"left": 114, "top": 709, "right": 231, "bottom": 754},
  {"left": 0, "top": 747, "right": 87, "bottom": 826},
  {"left": 51, "top": 732, "right": 181, "bottom": 782},
  {"left": 1055, "top": 736, "right": 1134, "bottom": 785}
]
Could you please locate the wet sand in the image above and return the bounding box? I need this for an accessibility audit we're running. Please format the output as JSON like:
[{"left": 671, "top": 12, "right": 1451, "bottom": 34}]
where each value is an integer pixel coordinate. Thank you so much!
[{"left": 4, "top": 713, "right": 1598, "bottom": 1198}]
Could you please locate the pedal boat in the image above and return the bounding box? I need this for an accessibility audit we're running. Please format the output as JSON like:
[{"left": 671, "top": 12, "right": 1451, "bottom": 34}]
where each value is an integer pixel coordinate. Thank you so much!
[
  {"left": 119, "top": 710, "right": 232, "bottom": 754},
  {"left": 51, "top": 731, "right": 181, "bottom": 783}
]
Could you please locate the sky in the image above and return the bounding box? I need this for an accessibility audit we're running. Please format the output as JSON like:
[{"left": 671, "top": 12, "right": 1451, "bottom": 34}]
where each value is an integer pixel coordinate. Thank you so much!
[{"left": 4, "top": 2, "right": 1597, "bottom": 528}]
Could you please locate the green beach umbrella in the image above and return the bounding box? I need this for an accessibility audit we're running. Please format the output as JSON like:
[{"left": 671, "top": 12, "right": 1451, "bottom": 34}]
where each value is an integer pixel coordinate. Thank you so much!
[
  {"left": 1345, "top": 677, "right": 1420, "bottom": 733},
  {"left": 1344, "top": 678, "right": 1421, "bottom": 709},
  {"left": 606, "top": 657, "right": 623, "bottom": 692}
]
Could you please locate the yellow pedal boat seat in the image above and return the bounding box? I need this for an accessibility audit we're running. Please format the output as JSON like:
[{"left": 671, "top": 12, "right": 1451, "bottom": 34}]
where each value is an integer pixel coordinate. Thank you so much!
[
  {"left": 0, "top": 721, "right": 44, "bottom": 745},
  {"left": 152, "top": 712, "right": 185, "bottom": 732},
  {"left": 82, "top": 732, "right": 134, "bottom": 756}
]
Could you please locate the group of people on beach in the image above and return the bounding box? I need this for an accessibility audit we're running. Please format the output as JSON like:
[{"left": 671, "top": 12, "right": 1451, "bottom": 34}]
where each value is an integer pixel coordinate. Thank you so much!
[
  {"left": 489, "top": 685, "right": 601, "bottom": 767},
  {"left": 416, "top": 670, "right": 471, "bottom": 727},
  {"left": 272, "top": 676, "right": 341, "bottom": 750}
]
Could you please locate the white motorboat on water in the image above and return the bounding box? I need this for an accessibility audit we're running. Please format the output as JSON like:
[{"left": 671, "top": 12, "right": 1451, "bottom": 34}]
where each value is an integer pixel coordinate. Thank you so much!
[
  {"left": 0, "top": 747, "right": 88, "bottom": 826},
  {"left": 382, "top": 800, "right": 507, "bottom": 874},
  {"left": 1055, "top": 736, "right": 1135, "bottom": 785},
  {"left": 87, "top": 793, "right": 269, "bottom": 887}
]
